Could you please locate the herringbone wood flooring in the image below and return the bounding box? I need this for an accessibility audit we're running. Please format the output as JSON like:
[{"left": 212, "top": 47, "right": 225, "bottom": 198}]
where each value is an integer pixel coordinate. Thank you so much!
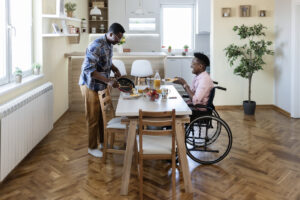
[{"left": 0, "top": 109, "right": 299, "bottom": 200}]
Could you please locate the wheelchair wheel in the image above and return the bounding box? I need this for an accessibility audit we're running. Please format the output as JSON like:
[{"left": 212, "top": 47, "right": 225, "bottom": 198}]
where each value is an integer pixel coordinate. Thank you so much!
[
  {"left": 186, "top": 109, "right": 221, "bottom": 146},
  {"left": 185, "top": 115, "right": 232, "bottom": 165}
]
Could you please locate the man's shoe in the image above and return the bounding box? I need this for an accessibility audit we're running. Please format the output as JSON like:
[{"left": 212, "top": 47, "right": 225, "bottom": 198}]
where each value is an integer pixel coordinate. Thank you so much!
[{"left": 88, "top": 148, "right": 103, "bottom": 158}]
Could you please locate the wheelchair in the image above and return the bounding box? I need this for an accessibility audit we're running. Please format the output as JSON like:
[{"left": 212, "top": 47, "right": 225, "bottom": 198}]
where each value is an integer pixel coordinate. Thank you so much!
[{"left": 183, "top": 82, "right": 232, "bottom": 165}]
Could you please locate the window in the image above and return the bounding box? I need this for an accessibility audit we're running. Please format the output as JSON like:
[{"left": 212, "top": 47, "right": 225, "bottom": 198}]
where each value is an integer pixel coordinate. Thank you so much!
[
  {"left": 0, "top": 0, "right": 33, "bottom": 86},
  {"left": 129, "top": 18, "right": 156, "bottom": 32},
  {"left": 161, "top": 5, "right": 194, "bottom": 50}
]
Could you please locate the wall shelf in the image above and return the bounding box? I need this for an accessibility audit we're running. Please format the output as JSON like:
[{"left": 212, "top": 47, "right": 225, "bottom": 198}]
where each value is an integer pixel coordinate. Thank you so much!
[
  {"left": 42, "top": 14, "right": 82, "bottom": 22},
  {"left": 42, "top": 33, "right": 79, "bottom": 38}
]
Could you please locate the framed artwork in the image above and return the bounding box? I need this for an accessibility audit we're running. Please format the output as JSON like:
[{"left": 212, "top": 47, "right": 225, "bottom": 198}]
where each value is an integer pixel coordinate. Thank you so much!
[
  {"left": 52, "top": 23, "right": 60, "bottom": 34},
  {"left": 259, "top": 10, "right": 266, "bottom": 17},
  {"left": 240, "top": 5, "right": 251, "bottom": 17},
  {"left": 222, "top": 8, "right": 231, "bottom": 17}
]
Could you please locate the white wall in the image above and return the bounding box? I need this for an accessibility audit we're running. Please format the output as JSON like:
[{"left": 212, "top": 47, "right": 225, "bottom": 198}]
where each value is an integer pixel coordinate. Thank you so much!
[
  {"left": 212, "top": 0, "right": 275, "bottom": 106},
  {"left": 274, "top": 0, "right": 292, "bottom": 113}
]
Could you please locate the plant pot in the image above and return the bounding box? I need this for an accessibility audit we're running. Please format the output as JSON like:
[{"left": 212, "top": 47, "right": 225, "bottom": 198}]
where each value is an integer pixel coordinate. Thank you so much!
[
  {"left": 168, "top": 49, "right": 171, "bottom": 53},
  {"left": 243, "top": 100, "right": 256, "bottom": 115},
  {"left": 67, "top": 11, "right": 73, "bottom": 17},
  {"left": 184, "top": 48, "right": 188, "bottom": 52},
  {"left": 15, "top": 75, "right": 22, "bottom": 83},
  {"left": 33, "top": 68, "right": 40, "bottom": 75}
]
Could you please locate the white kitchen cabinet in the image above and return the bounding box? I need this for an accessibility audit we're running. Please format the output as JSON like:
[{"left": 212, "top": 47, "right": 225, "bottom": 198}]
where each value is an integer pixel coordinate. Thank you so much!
[
  {"left": 196, "top": 0, "right": 211, "bottom": 33},
  {"left": 165, "top": 58, "right": 194, "bottom": 86},
  {"left": 126, "top": 0, "right": 159, "bottom": 17},
  {"left": 108, "top": 0, "right": 128, "bottom": 30}
]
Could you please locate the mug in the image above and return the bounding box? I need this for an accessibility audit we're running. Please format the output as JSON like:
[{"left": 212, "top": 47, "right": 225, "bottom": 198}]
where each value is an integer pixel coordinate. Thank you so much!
[{"left": 91, "top": 27, "right": 96, "bottom": 33}]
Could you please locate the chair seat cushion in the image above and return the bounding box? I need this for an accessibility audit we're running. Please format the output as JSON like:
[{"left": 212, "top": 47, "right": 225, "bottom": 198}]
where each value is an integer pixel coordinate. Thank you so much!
[
  {"left": 107, "top": 122, "right": 127, "bottom": 129},
  {"left": 137, "top": 135, "right": 173, "bottom": 154},
  {"left": 108, "top": 117, "right": 127, "bottom": 125}
]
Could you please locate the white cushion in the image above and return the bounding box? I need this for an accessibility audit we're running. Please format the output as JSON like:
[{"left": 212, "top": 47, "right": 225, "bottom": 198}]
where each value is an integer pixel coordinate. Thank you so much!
[
  {"left": 107, "top": 122, "right": 127, "bottom": 129},
  {"left": 108, "top": 117, "right": 127, "bottom": 125},
  {"left": 137, "top": 135, "right": 173, "bottom": 154}
]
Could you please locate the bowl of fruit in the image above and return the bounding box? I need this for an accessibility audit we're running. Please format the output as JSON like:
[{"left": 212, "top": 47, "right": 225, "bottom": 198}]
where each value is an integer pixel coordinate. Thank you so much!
[{"left": 146, "top": 89, "right": 162, "bottom": 101}]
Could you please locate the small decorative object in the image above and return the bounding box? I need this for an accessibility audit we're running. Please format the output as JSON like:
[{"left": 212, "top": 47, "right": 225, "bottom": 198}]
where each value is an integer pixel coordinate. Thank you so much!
[
  {"left": 99, "top": 24, "right": 105, "bottom": 33},
  {"left": 182, "top": 52, "right": 186, "bottom": 56},
  {"left": 68, "top": 25, "right": 76, "bottom": 34},
  {"left": 222, "top": 8, "right": 231, "bottom": 17},
  {"left": 99, "top": 16, "right": 104, "bottom": 21},
  {"left": 184, "top": 45, "right": 189, "bottom": 52},
  {"left": 92, "top": 16, "right": 97, "bottom": 20},
  {"left": 91, "top": 27, "right": 96, "bottom": 33},
  {"left": 52, "top": 23, "right": 60, "bottom": 34},
  {"left": 224, "top": 24, "right": 274, "bottom": 115},
  {"left": 168, "top": 46, "right": 172, "bottom": 53},
  {"left": 240, "top": 5, "right": 251, "bottom": 17},
  {"left": 90, "top": 6, "right": 101, "bottom": 16},
  {"left": 14, "top": 67, "right": 22, "bottom": 83},
  {"left": 123, "top": 48, "right": 131, "bottom": 52},
  {"left": 81, "top": 18, "right": 87, "bottom": 32},
  {"left": 61, "top": 20, "right": 68, "bottom": 34},
  {"left": 259, "top": 10, "right": 266, "bottom": 17},
  {"left": 32, "top": 63, "right": 41, "bottom": 75},
  {"left": 92, "top": 1, "right": 105, "bottom": 8},
  {"left": 64, "top": 2, "right": 76, "bottom": 17}
]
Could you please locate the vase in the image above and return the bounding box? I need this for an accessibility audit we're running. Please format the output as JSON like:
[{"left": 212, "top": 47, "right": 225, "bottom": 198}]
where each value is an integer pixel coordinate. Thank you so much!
[
  {"left": 67, "top": 11, "right": 73, "bottom": 17},
  {"left": 117, "top": 45, "right": 123, "bottom": 53},
  {"left": 33, "top": 68, "right": 40, "bottom": 75},
  {"left": 15, "top": 75, "right": 22, "bottom": 83}
]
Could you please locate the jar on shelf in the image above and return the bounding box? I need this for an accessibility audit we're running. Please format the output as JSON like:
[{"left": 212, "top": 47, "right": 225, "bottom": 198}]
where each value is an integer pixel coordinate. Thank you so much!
[{"left": 99, "top": 24, "right": 105, "bottom": 33}]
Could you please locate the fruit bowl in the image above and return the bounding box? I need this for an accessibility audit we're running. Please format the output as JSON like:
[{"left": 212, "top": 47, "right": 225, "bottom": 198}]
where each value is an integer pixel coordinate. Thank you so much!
[{"left": 146, "top": 89, "right": 161, "bottom": 101}]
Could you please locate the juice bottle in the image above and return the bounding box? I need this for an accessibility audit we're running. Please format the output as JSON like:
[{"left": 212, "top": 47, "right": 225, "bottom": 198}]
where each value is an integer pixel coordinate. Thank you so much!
[{"left": 153, "top": 70, "right": 161, "bottom": 89}]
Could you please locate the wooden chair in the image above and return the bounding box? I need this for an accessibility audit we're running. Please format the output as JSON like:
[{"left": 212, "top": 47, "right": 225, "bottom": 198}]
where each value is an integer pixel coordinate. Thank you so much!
[
  {"left": 98, "top": 88, "right": 128, "bottom": 163},
  {"left": 137, "top": 109, "right": 176, "bottom": 200}
]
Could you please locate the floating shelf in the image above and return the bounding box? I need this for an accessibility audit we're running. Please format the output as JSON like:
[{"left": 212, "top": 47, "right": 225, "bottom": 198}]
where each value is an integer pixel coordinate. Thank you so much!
[
  {"left": 42, "top": 33, "right": 79, "bottom": 38},
  {"left": 42, "top": 14, "right": 81, "bottom": 22}
]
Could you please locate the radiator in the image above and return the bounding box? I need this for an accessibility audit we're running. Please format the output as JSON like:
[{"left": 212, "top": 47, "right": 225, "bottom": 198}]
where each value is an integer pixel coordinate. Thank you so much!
[{"left": 0, "top": 82, "right": 53, "bottom": 181}]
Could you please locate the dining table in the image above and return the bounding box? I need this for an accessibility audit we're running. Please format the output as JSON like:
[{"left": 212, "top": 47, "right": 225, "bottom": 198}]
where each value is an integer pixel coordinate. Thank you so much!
[{"left": 115, "top": 84, "right": 193, "bottom": 195}]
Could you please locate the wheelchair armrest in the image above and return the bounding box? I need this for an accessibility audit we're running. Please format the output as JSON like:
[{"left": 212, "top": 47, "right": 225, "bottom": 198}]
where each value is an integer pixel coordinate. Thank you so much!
[
  {"left": 213, "top": 81, "right": 218, "bottom": 85},
  {"left": 182, "top": 94, "right": 190, "bottom": 98},
  {"left": 215, "top": 86, "right": 226, "bottom": 91}
]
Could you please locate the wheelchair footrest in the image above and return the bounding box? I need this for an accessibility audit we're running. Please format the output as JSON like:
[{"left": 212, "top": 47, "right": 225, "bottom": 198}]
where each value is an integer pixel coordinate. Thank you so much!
[{"left": 188, "top": 148, "right": 219, "bottom": 153}]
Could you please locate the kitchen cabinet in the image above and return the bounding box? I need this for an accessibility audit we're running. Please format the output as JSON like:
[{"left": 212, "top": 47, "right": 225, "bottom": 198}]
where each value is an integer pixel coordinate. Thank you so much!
[
  {"left": 108, "top": 0, "right": 128, "bottom": 30},
  {"left": 126, "top": 0, "right": 159, "bottom": 17},
  {"left": 196, "top": 0, "right": 211, "bottom": 33},
  {"left": 165, "top": 57, "right": 194, "bottom": 86}
]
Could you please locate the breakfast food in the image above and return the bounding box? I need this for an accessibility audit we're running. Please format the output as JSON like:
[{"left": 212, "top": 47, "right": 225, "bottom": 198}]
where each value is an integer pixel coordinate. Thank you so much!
[{"left": 165, "top": 78, "right": 178, "bottom": 82}]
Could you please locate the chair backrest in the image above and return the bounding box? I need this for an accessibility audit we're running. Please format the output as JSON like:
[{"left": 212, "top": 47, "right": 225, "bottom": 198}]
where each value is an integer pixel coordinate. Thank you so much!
[
  {"left": 110, "top": 59, "right": 127, "bottom": 77},
  {"left": 207, "top": 85, "right": 227, "bottom": 110},
  {"left": 98, "top": 88, "right": 115, "bottom": 127},
  {"left": 131, "top": 60, "right": 153, "bottom": 77},
  {"left": 138, "top": 109, "right": 176, "bottom": 155}
]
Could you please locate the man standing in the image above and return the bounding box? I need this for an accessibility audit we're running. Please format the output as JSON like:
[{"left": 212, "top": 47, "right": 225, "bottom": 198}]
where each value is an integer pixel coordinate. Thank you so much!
[{"left": 79, "top": 23, "right": 125, "bottom": 157}]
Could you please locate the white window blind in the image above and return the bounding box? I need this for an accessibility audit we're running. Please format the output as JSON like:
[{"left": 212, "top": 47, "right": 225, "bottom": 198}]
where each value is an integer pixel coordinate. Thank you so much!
[{"left": 161, "top": 5, "right": 194, "bottom": 50}]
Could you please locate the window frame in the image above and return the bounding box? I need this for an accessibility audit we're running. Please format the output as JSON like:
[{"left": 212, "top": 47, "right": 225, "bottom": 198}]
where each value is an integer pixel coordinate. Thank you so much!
[
  {"left": 160, "top": 4, "right": 195, "bottom": 51},
  {"left": 0, "top": 0, "right": 33, "bottom": 87}
]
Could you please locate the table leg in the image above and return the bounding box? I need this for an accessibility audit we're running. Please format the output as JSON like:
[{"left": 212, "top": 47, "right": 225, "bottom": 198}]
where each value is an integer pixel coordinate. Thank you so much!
[
  {"left": 120, "top": 119, "right": 137, "bottom": 195},
  {"left": 175, "top": 120, "right": 193, "bottom": 193}
]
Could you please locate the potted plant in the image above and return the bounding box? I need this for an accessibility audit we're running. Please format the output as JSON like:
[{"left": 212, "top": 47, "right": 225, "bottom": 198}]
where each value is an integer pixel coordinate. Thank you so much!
[
  {"left": 224, "top": 24, "right": 274, "bottom": 115},
  {"left": 65, "top": 2, "right": 76, "bottom": 17},
  {"left": 184, "top": 45, "right": 189, "bottom": 52},
  {"left": 14, "top": 67, "right": 23, "bottom": 83},
  {"left": 117, "top": 36, "right": 126, "bottom": 53},
  {"left": 168, "top": 46, "right": 172, "bottom": 53},
  {"left": 32, "top": 63, "right": 41, "bottom": 75}
]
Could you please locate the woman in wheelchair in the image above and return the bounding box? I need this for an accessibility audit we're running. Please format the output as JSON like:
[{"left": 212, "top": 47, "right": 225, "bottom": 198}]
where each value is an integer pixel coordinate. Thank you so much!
[{"left": 174, "top": 53, "right": 233, "bottom": 165}]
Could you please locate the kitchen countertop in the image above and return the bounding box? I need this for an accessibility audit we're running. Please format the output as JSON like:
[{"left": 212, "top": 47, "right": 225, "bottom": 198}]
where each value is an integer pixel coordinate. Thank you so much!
[{"left": 65, "top": 51, "right": 167, "bottom": 58}]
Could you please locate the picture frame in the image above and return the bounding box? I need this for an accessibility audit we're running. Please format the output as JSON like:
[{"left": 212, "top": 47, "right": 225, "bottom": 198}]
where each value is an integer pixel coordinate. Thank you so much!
[
  {"left": 240, "top": 5, "right": 251, "bottom": 17},
  {"left": 259, "top": 10, "right": 266, "bottom": 17},
  {"left": 222, "top": 8, "right": 231, "bottom": 17},
  {"left": 52, "top": 23, "right": 60, "bottom": 34}
]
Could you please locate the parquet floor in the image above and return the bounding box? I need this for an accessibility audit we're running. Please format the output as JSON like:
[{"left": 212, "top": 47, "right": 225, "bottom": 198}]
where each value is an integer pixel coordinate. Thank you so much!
[{"left": 0, "top": 109, "right": 299, "bottom": 200}]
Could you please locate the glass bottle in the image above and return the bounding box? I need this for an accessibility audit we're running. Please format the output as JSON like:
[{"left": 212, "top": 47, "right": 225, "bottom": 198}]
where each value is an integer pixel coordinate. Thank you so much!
[{"left": 153, "top": 70, "right": 161, "bottom": 90}]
